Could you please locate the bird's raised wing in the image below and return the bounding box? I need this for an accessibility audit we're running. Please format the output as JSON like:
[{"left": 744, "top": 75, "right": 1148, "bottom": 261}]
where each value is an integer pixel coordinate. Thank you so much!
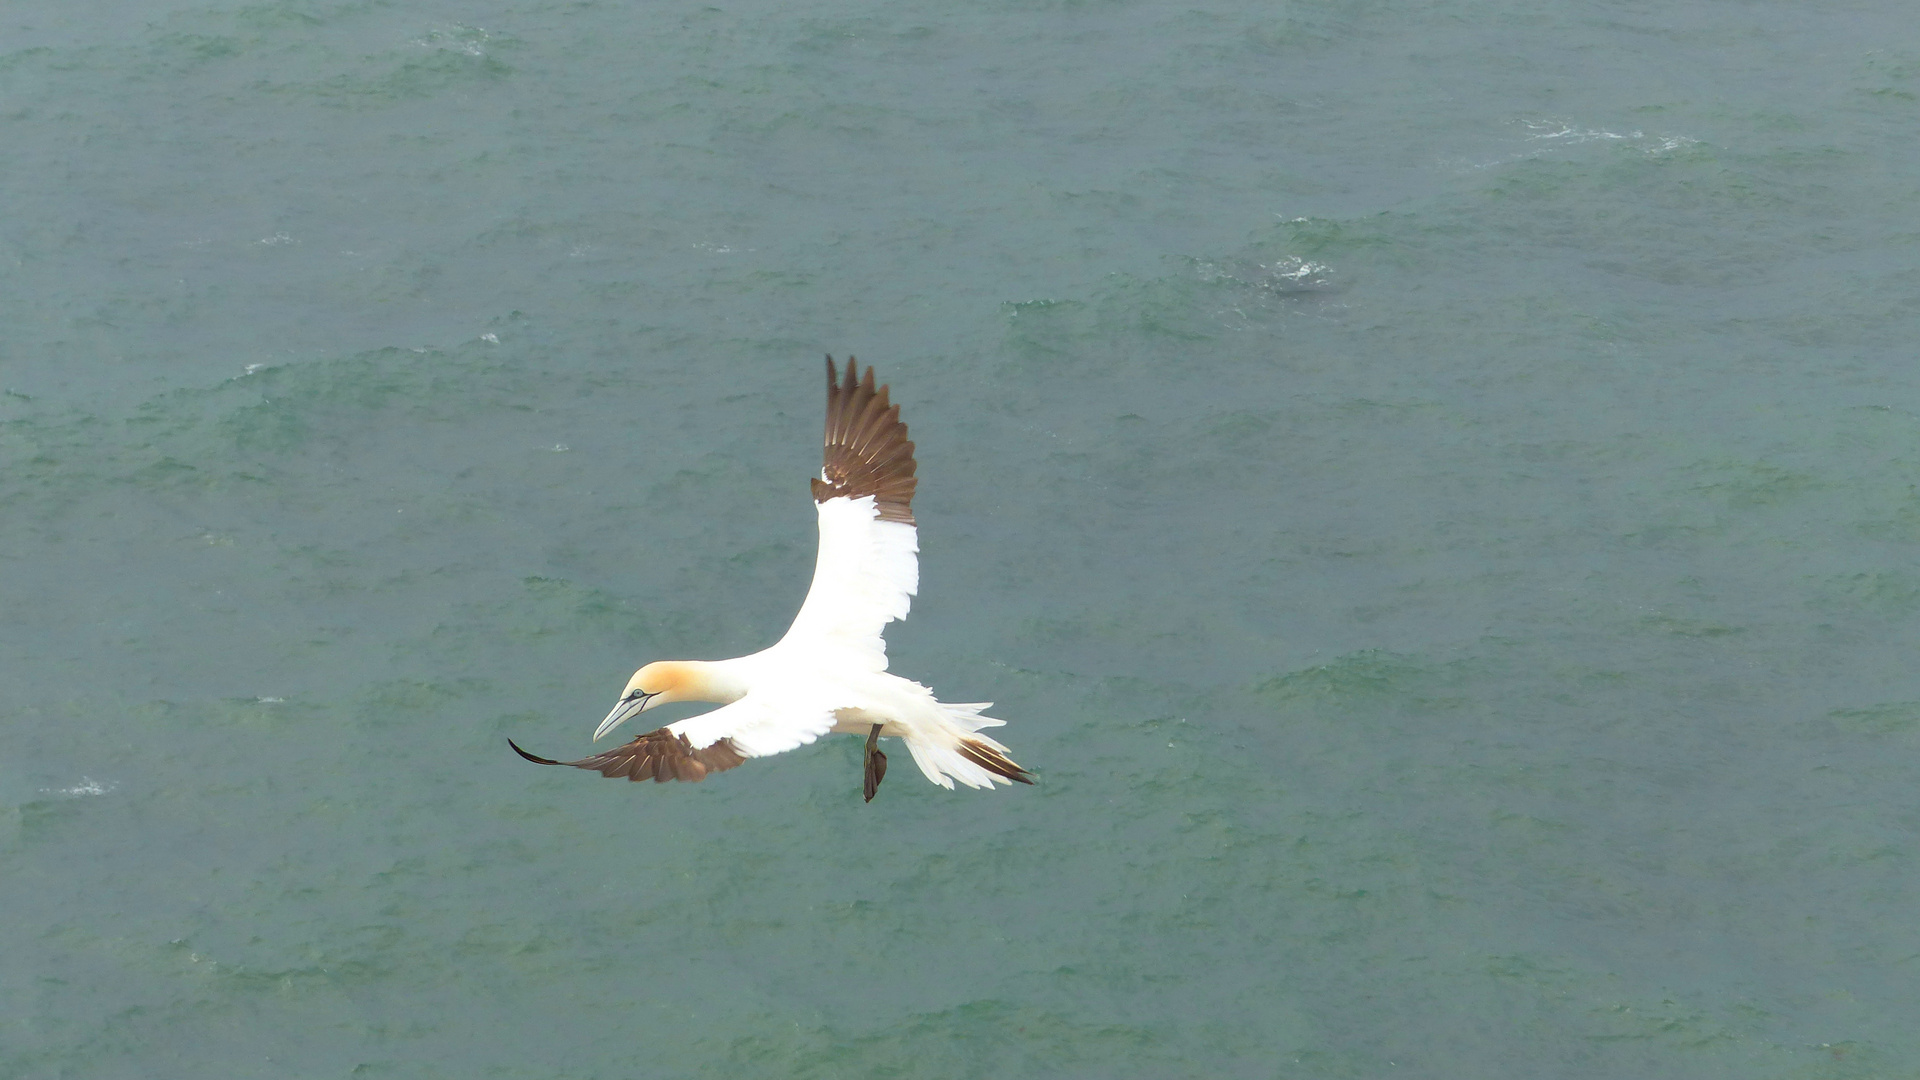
[{"left": 775, "top": 358, "right": 920, "bottom": 670}]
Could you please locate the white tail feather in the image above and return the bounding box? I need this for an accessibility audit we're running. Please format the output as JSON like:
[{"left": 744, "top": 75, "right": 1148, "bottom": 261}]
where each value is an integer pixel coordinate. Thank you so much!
[
  {"left": 943, "top": 702, "right": 1006, "bottom": 731},
  {"left": 899, "top": 701, "right": 1019, "bottom": 790}
]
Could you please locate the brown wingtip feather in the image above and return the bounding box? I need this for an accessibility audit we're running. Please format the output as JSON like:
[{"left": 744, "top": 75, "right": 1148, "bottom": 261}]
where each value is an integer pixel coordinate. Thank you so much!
[
  {"left": 816, "top": 354, "right": 917, "bottom": 525},
  {"left": 508, "top": 738, "right": 565, "bottom": 766},
  {"left": 958, "top": 738, "right": 1036, "bottom": 785},
  {"left": 512, "top": 729, "right": 746, "bottom": 784}
]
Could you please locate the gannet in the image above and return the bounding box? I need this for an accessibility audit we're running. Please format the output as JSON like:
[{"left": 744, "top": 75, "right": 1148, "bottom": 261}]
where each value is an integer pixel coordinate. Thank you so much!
[{"left": 510, "top": 357, "right": 1033, "bottom": 802}]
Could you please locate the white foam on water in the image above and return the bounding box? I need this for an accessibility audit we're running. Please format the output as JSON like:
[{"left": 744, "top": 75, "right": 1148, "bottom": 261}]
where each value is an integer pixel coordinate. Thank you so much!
[
  {"left": 1455, "top": 119, "right": 1702, "bottom": 170},
  {"left": 415, "top": 26, "right": 490, "bottom": 57},
  {"left": 43, "top": 777, "right": 113, "bottom": 797},
  {"left": 1520, "top": 120, "right": 1642, "bottom": 144}
]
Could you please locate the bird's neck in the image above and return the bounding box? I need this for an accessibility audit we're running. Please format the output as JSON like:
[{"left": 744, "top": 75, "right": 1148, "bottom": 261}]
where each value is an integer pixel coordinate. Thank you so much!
[{"left": 680, "top": 659, "right": 751, "bottom": 704}]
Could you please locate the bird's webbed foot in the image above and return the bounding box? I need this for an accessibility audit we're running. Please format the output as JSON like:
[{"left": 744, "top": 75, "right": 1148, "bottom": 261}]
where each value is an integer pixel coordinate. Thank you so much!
[{"left": 862, "top": 724, "right": 888, "bottom": 803}]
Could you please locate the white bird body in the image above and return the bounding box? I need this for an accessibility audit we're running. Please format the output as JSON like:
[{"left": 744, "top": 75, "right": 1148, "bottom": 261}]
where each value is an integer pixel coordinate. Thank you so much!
[
  {"left": 663, "top": 651, "right": 1016, "bottom": 791},
  {"left": 511, "top": 360, "right": 1031, "bottom": 799}
]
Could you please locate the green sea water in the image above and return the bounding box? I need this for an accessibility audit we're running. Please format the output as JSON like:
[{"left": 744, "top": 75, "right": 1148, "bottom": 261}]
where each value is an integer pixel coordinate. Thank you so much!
[{"left": 5, "top": 1, "right": 1920, "bottom": 1076}]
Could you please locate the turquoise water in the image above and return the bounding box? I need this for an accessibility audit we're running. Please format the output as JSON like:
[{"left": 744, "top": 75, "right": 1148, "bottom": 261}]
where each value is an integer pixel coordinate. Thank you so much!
[{"left": 5, "top": 1, "right": 1919, "bottom": 1076}]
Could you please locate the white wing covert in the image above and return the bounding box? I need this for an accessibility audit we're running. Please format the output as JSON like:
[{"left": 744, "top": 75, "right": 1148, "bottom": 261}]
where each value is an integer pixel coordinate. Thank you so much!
[{"left": 669, "top": 694, "right": 838, "bottom": 759}]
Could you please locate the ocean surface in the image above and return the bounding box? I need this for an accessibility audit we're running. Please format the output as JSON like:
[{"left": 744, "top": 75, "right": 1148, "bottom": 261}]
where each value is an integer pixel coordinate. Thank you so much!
[{"left": 5, "top": 1, "right": 1919, "bottom": 1076}]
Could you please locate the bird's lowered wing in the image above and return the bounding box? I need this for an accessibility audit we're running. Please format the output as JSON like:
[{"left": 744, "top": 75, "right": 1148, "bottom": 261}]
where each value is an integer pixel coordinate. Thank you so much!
[
  {"left": 509, "top": 695, "right": 841, "bottom": 782},
  {"left": 509, "top": 729, "right": 746, "bottom": 783},
  {"left": 775, "top": 358, "right": 920, "bottom": 670}
]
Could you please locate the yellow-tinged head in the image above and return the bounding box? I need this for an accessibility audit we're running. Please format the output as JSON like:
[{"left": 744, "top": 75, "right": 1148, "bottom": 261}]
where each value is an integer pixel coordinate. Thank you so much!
[
  {"left": 593, "top": 660, "right": 739, "bottom": 740},
  {"left": 629, "top": 661, "right": 703, "bottom": 703}
]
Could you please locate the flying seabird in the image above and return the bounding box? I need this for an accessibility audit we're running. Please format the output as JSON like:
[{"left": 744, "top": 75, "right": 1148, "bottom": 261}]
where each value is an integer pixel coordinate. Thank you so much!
[{"left": 510, "top": 357, "right": 1033, "bottom": 801}]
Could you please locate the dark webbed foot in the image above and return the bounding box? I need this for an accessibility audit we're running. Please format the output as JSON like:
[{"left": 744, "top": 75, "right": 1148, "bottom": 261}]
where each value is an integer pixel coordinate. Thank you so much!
[{"left": 862, "top": 724, "right": 888, "bottom": 803}]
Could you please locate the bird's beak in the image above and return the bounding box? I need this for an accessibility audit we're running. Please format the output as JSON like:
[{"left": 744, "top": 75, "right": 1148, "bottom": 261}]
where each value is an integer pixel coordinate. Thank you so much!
[{"left": 594, "top": 691, "right": 654, "bottom": 741}]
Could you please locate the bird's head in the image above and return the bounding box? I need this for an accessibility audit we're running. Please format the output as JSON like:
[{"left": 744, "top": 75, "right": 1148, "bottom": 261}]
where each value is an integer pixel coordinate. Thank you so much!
[
  {"left": 591, "top": 657, "right": 733, "bottom": 737},
  {"left": 594, "top": 661, "right": 699, "bottom": 740}
]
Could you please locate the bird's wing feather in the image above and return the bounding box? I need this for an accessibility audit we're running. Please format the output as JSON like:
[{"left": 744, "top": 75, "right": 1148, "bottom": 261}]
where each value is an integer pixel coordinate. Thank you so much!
[
  {"left": 777, "top": 358, "right": 920, "bottom": 670},
  {"left": 810, "top": 357, "right": 917, "bottom": 524}
]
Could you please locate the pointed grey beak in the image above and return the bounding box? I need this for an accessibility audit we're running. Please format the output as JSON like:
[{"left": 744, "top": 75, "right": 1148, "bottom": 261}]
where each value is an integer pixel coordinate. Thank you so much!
[{"left": 594, "top": 690, "right": 655, "bottom": 741}]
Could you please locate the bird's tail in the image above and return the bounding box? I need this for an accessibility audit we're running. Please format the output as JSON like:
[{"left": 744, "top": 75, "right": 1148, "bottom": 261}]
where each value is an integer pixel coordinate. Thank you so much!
[{"left": 900, "top": 701, "right": 1034, "bottom": 790}]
